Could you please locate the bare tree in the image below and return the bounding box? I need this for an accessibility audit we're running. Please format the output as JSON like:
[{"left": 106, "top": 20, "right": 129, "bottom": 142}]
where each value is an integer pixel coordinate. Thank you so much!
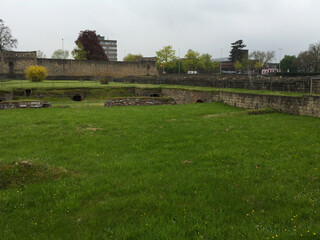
[
  {"left": 37, "top": 50, "right": 46, "bottom": 58},
  {"left": 296, "top": 51, "right": 317, "bottom": 73},
  {"left": 309, "top": 41, "right": 320, "bottom": 72},
  {"left": 52, "top": 49, "right": 69, "bottom": 59},
  {"left": 0, "top": 19, "right": 18, "bottom": 50},
  {"left": 250, "top": 51, "right": 275, "bottom": 66}
]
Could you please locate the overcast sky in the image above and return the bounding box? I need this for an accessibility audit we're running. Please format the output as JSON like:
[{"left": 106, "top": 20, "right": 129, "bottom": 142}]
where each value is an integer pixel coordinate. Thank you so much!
[{"left": 1, "top": 0, "right": 320, "bottom": 61}]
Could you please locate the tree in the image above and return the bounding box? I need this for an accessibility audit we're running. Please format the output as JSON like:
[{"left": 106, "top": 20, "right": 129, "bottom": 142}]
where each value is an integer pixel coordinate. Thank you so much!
[
  {"left": 183, "top": 49, "right": 201, "bottom": 71},
  {"left": 295, "top": 42, "right": 320, "bottom": 73},
  {"left": 280, "top": 55, "right": 297, "bottom": 72},
  {"left": 229, "top": 40, "right": 246, "bottom": 63},
  {"left": 52, "top": 49, "right": 69, "bottom": 59},
  {"left": 250, "top": 51, "right": 275, "bottom": 66},
  {"left": 37, "top": 50, "right": 46, "bottom": 58},
  {"left": 0, "top": 19, "right": 18, "bottom": 50},
  {"left": 156, "top": 45, "right": 176, "bottom": 72},
  {"left": 72, "top": 42, "right": 87, "bottom": 60},
  {"left": 212, "top": 61, "right": 221, "bottom": 73},
  {"left": 123, "top": 53, "right": 143, "bottom": 62},
  {"left": 234, "top": 61, "right": 242, "bottom": 72},
  {"left": 199, "top": 53, "right": 215, "bottom": 72},
  {"left": 254, "top": 61, "right": 263, "bottom": 73},
  {"left": 309, "top": 41, "right": 320, "bottom": 72},
  {"left": 296, "top": 51, "right": 316, "bottom": 73},
  {"left": 75, "top": 30, "right": 108, "bottom": 61}
]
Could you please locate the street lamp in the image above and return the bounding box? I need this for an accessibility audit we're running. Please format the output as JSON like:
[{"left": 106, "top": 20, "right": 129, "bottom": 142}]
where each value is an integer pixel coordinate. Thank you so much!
[
  {"left": 279, "top": 48, "right": 282, "bottom": 72},
  {"left": 220, "top": 48, "right": 223, "bottom": 74},
  {"left": 178, "top": 48, "right": 181, "bottom": 74}
]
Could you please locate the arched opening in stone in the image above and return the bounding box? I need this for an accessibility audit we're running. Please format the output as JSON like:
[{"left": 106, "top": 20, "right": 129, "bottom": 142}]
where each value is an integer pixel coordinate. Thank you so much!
[
  {"left": 196, "top": 99, "right": 203, "bottom": 103},
  {"left": 25, "top": 89, "right": 32, "bottom": 96},
  {"left": 9, "top": 62, "right": 14, "bottom": 74},
  {"left": 0, "top": 99, "right": 2, "bottom": 102},
  {"left": 72, "top": 94, "right": 82, "bottom": 101},
  {"left": 150, "top": 94, "right": 159, "bottom": 97}
]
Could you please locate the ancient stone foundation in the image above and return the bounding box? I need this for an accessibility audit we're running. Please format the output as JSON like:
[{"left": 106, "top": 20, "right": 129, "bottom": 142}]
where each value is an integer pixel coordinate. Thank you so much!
[
  {"left": 160, "top": 88, "right": 320, "bottom": 118},
  {"left": 112, "top": 75, "right": 320, "bottom": 94},
  {"left": 0, "top": 101, "right": 51, "bottom": 110},
  {"left": 104, "top": 97, "right": 176, "bottom": 107}
]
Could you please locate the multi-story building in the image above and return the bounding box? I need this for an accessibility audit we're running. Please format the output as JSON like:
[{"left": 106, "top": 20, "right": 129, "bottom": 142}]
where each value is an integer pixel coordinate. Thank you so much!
[{"left": 98, "top": 35, "right": 117, "bottom": 61}]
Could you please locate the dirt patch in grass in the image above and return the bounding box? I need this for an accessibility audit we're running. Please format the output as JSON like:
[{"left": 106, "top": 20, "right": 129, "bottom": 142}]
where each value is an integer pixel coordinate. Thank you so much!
[
  {"left": 77, "top": 124, "right": 102, "bottom": 133},
  {"left": 246, "top": 108, "right": 276, "bottom": 115},
  {"left": 0, "top": 161, "right": 70, "bottom": 190},
  {"left": 203, "top": 109, "right": 276, "bottom": 119},
  {"left": 203, "top": 112, "right": 244, "bottom": 119}
]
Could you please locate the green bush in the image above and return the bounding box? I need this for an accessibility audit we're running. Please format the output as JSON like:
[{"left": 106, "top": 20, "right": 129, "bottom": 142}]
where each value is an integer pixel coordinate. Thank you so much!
[{"left": 25, "top": 65, "right": 47, "bottom": 82}]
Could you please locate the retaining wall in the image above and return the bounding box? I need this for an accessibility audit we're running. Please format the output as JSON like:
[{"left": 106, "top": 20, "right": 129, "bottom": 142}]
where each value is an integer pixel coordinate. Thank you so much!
[
  {"left": 113, "top": 75, "right": 320, "bottom": 94},
  {"left": 104, "top": 97, "right": 176, "bottom": 107},
  {"left": 0, "top": 101, "right": 51, "bottom": 110},
  {"left": 0, "top": 91, "right": 13, "bottom": 101},
  {"left": 160, "top": 88, "right": 320, "bottom": 117}
]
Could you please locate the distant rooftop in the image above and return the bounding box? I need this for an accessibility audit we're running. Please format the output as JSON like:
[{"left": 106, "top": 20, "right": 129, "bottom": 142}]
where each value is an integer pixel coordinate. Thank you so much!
[{"left": 212, "top": 57, "right": 229, "bottom": 62}]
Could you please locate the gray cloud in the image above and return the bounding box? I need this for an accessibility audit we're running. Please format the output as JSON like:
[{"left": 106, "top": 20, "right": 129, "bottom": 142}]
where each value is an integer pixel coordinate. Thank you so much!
[{"left": 1, "top": 0, "right": 319, "bottom": 61}]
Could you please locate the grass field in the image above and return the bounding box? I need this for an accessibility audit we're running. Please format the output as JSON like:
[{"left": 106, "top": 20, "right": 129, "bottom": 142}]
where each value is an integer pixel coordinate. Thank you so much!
[{"left": 0, "top": 103, "right": 320, "bottom": 239}]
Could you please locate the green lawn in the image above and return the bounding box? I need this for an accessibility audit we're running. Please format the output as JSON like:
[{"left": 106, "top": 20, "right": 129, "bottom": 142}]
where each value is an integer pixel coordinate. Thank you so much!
[{"left": 0, "top": 103, "right": 320, "bottom": 239}]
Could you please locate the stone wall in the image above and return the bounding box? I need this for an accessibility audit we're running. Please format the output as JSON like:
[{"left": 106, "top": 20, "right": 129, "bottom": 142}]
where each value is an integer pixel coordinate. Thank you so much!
[
  {"left": 0, "top": 91, "right": 13, "bottom": 102},
  {"left": 113, "top": 74, "right": 320, "bottom": 94},
  {"left": 161, "top": 88, "right": 218, "bottom": 104},
  {"left": 37, "top": 58, "right": 158, "bottom": 79},
  {"left": 160, "top": 88, "right": 320, "bottom": 118},
  {"left": 0, "top": 50, "right": 158, "bottom": 79},
  {"left": 105, "top": 97, "right": 176, "bottom": 107},
  {"left": 0, "top": 51, "right": 37, "bottom": 79},
  {"left": 134, "top": 88, "right": 162, "bottom": 97},
  {"left": 0, "top": 101, "right": 51, "bottom": 110},
  {"left": 218, "top": 92, "right": 320, "bottom": 117}
]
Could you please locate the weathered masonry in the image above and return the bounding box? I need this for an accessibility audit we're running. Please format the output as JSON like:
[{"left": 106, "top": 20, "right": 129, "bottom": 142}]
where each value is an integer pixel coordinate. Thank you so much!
[
  {"left": 1, "top": 85, "right": 319, "bottom": 117},
  {"left": 160, "top": 89, "right": 320, "bottom": 118},
  {"left": 0, "top": 50, "right": 158, "bottom": 79},
  {"left": 113, "top": 74, "right": 320, "bottom": 94}
]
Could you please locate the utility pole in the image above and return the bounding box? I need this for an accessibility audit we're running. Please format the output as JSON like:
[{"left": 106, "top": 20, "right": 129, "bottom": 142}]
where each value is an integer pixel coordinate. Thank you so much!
[{"left": 62, "top": 38, "right": 64, "bottom": 50}]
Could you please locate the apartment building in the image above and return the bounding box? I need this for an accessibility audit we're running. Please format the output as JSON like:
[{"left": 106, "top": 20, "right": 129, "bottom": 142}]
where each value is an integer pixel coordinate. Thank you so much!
[{"left": 98, "top": 35, "right": 117, "bottom": 61}]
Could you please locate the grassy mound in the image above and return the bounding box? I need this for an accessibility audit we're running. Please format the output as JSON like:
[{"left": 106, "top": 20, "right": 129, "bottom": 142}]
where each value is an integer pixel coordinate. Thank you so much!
[{"left": 0, "top": 161, "right": 69, "bottom": 190}]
